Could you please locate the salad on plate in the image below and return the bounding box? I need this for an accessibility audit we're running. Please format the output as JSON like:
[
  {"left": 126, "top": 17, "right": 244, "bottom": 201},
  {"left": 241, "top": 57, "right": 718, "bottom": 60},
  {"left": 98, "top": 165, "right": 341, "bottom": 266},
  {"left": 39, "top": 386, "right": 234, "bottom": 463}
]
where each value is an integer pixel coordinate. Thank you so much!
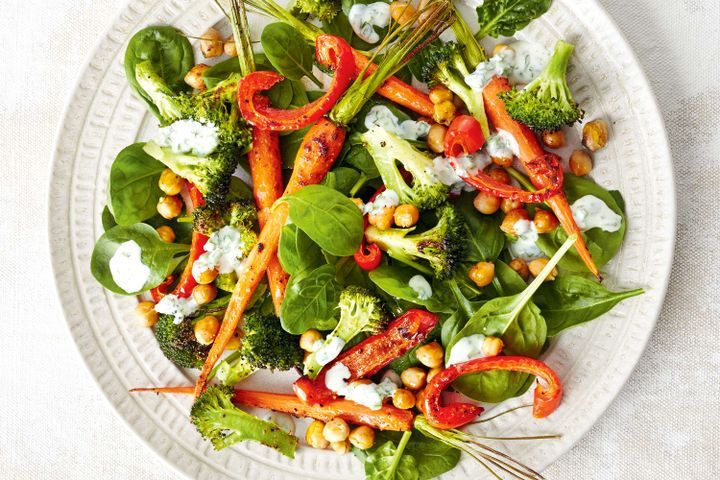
[{"left": 90, "top": 0, "right": 644, "bottom": 477}]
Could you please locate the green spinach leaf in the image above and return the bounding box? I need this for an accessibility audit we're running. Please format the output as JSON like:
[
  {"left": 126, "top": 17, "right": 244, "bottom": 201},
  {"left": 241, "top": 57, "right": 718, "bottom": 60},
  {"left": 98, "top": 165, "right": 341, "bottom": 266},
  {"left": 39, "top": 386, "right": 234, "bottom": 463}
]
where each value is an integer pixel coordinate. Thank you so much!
[
  {"left": 261, "top": 23, "right": 318, "bottom": 83},
  {"left": 364, "top": 433, "right": 418, "bottom": 480},
  {"left": 369, "top": 263, "right": 455, "bottom": 314},
  {"left": 456, "top": 192, "right": 505, "bottom": 262},
  {"left": 102, "top": 206, "right": 117, "bottom": 231},
  {"left": 280, "top": 264, "right": 342, "bottom": 333},
  {"left": 321, "top": 167, "right": 362, "bottom": 195},
  {"left": 277, "top": 224, "right": 325, "bottom": 275},
  {"left": 476, "top": 0, "right": 553, "bottom": 39}
]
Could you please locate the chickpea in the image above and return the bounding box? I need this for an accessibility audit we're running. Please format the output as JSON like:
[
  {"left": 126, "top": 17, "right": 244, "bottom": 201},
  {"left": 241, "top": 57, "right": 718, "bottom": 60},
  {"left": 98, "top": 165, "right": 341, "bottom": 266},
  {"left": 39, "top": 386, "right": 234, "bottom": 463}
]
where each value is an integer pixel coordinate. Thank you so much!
[
  {"left": 389, "top": 1, "right": 416, "bottom": 24},
  {"left": 394, "top": 204, "right": 420, "bottom": 228},
  {"left": 533, "top": 209, "right": 559, "bottom": 234},
  {"left": 500, "top": 198, "right": 523, "bottom": 214},
  {"left": 159, "top": 168, "right": 184, "bottom": 195},
  {"left": 528, "top": 258, "right": 558, "bottom": 281},
  {"left": 194, "top": 315, "right": 220, "bottom": 345},
  {"left": 323, "top": 418, "right": 350, "bottom": 443},
  {"left": 582, "top": 119, "right": 609, "bottom": 151},
  {"left": 427, "top": 367, "right": 442, "bottom": 383},
  {"left": 192, "top": 283, "right": 217, "bottom": 305},
  {"left": 135, "top": 301, "right": 158, "bottom": 327},
  {"left": 415, "top": 388, "right": 426, "bottom": 412},
  {"left": 157, "top": 195, "right": 183, "bottom": 219},
  {"left": 433, "top": 100, "right": 456, "bottom": 126},
  {"left": 401, "top": 367, "right": 427, "bottom": 391},
  {"left": 331, "top": 440, "right": 351, "bottom": 455},
  {"left": 351, "top": 197, "right": 365, "bottom": 211},
  {"left": 184, "top": 64, "right": 210, "bottom": 91},
  {"left": 481, "top": 336, "right": 504, "bottom": 357},
  {"left": 541, "top": 130, "right": 565, "bottom": 149},
  {"left": 156, "top": 225, "right": 176, "bottom": 243},
  {"left": 429, "top": 85, "right": 453, "bottom": 104},
  {"left": 224, "top": 35, "right": 238, "bottom": 57},
  {"left": 474, "top": 192, "right": 501, "bottom": 215},
  {"left": 468, "top": 261, "right": 495, "bottom": 288},
  {"left": 509, "top": 258, "right": 530, "bottom": 280},
  {"left": 368, "top": 206, "right": 396, "bottom": 231},
  {"left": 306, "top": 420, "right": 330, "bottom": 449},
  {"left": 416, "top": 342, "right": 444, "bottom": 369},
  {"left": 392, "top": 389, "right": 416, "bottom": 410},
  {"left": 200, "top": 27, "right": 224, "bottom": 58},
  {"left": 487, "top": 167, "right": 511, "bottom": 184},
  {"left": 500, "top": 208, "right": 530, "bottom": 236},
  {"left": 349, "top": 426, "right": 375, "bottom": 450},
  {"left": 569, "top": 149, "right": 593, "bottom": 176},
  {"left": 195, "top": 268, "right": 218, "bottom": 285},
  {"left": 492, "top": 154, "right": 514, "bottom": 167},
  {"left": 300, "top": 329, "right": 323, "bottom": 352},
  {"left": 492, "top": 44, "right": 514, "bottom": 57},
  {"left": 426, "top": 123, "right": 447, "bottom": 154},
  {"left": 226, "top": 330, "right": 242, "bottom": 350}
]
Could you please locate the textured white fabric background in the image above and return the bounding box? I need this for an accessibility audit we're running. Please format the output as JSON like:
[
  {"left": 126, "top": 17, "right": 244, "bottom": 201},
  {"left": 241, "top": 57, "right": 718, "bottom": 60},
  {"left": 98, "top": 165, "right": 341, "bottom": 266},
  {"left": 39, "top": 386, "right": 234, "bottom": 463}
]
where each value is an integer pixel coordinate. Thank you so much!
[{"left": 0, "top": 0, "right": 717, "bottom": 478}]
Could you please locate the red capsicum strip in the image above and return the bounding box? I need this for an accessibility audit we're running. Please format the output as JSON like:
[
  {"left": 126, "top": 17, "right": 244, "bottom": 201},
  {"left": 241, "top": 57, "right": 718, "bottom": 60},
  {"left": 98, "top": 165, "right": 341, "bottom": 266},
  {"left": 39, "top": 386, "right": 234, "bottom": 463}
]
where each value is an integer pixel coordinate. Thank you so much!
[
  {"left": 353, "top": 186, "right": 386, "bottom": 271},
  {"left": 448, "top": 152, "right": 564, "bottom": 203},
  {"left": 444, "top": 115, "right": 486, "bottom": 158},
  {"left": 422, "top": 356, "right": 563, "bottom": 429},
  {"left": 294, "top": 309, "right": 438, "bottom": 405},
  {"left": 238, "top": 35, "right": 355, "bottom": 131}
]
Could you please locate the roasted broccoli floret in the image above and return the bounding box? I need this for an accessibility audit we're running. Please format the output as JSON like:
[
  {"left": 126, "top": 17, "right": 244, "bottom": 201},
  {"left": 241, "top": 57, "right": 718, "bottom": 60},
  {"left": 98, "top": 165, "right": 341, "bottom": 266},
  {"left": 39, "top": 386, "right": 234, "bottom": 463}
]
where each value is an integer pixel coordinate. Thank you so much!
[
  {"left": 365, "top": 203, "right": 465, "bottom": 278},
  {"left": 190, "top": 385, "right": 298, "bottom": 456},
  {"left": 304, "top": 286, "right": 390, "bottom": 378},
  {"left": 192, "top": 199, "right": 258, "bottom": 236},
  {"left": 500, "top": 40, "right": 583, "bottom": 131},
  {"left": 292, "top": 0, "right": 340, "bottom": 22},
  {"left": 154, "top": 314, "right": 210, "bottom": 368},
  {"left": 240, "top": 312, "right": 304, "bottom": 371},
  {"left": 362, "top": 126, "right": 449, "bottom": 210}
]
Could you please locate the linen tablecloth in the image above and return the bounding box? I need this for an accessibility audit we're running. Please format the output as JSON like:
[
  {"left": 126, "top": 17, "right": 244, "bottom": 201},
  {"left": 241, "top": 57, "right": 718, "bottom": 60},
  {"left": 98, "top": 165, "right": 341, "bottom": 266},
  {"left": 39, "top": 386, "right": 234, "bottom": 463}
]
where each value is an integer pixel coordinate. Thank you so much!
[{"left": 1, "top": 0, "right": 717, "bottom": 478}]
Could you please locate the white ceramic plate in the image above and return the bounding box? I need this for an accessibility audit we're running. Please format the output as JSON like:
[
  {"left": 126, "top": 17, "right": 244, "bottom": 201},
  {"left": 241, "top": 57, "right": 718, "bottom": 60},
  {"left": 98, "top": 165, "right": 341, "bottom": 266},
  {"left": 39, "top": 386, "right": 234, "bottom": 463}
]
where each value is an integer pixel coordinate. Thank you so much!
[{"left": 49, "top": 0, "right": 675, "bottom": 478}]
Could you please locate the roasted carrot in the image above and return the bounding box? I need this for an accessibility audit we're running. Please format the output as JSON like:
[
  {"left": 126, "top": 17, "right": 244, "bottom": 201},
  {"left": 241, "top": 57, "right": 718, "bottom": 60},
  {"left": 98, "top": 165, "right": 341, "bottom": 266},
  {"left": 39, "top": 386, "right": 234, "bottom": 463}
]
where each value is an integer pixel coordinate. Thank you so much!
[
  {"left": 195, "top": 118, "right": 347, "bottom": 397},
  {"left": 483, "top": 76, "right": 600, "bottom": 279},
  {"left": 130, "top": 386, "right": 194, "bottom": 395}
]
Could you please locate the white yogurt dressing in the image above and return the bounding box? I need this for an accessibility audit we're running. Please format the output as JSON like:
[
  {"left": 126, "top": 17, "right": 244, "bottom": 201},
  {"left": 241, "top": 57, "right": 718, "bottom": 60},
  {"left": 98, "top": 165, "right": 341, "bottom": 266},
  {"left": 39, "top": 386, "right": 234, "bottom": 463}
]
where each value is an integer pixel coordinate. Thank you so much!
[
  {"left": 465, "top": 41, "right": 549, "bottom": 91},
  {"left": 363, "top": 189, "right": 400, "bottom": 215},
  {"left": 154, "top": 294, "right": 200, "bottom": 324},
  {"left": 324, "top": 363, "right": 397, "bottom": 410},
  {"left": 364, "top": 105, "right": 430, "bottom": 141},
  {"left": 486, "top": 129, "right": 520, "bottom": 159},
  {"left": 192, "top": 226, "right": 250, "bottom": 280},
  {"left": 571, "top": 195, "right": 622, "bottom": 232},
  {"left": 408, "top": 274, "right": 433, "bottom": 300},
  {"left": 431, "top": 151, "right": 492, "bottom": 194},
  {"left": 447, "top": 333, "right": 486, "bottom": 366},
  {"left": 155, "top": 118, "right": 219, "bottom": 156},
  {"left": 315, "top": 336, "right": 346, "bottom": 366},
  {"left": 108, "top": 240, "right": 151, "bottom": 293},
  {"left": 508, "top": 219, "right": 544, "bottom": 261},
  {"left": 348, "top": 2, "right": 391, "bottom": 44}
]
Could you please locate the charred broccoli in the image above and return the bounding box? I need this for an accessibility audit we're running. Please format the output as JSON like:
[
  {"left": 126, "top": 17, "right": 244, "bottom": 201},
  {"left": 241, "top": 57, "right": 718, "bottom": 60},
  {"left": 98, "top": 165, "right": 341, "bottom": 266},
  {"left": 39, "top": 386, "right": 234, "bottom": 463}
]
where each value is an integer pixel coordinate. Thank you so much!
[
  {"left": 192, "top": 199, "right": 258, "bottom": 236},
  {"left": 154, "top": 314, "right": 210, "bottom": 369},
  {"left": 293, "top": 0, "right": 340, "bottom": 21},
  {"left": 240, "top": 312, "right": 304, "bottom": 371}
]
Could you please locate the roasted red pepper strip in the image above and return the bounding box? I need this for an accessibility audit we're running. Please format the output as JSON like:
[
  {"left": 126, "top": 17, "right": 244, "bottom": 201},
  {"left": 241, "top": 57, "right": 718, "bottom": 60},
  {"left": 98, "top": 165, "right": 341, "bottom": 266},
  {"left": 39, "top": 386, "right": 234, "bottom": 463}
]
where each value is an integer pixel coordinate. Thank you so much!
[
  {"left": 448, "top": 152, "right": 564, "bottom": 203},
  {"left": 238, "top": 35, "right": 355, "bottom": 131},
  {"left": 294, "top": 309, "right": 438, "bottom": 404},
  {"left": 444, "top": 115, "right": 486, "bottom": 157},
  {"left": 422, "top": 356, "right": 563, "bottom": 429},
  {"left": 354, "top": 242, "right": 382, "bottom": 271},
  {"left": 150, "top": 275, "right": 176, "bottom": 302}
]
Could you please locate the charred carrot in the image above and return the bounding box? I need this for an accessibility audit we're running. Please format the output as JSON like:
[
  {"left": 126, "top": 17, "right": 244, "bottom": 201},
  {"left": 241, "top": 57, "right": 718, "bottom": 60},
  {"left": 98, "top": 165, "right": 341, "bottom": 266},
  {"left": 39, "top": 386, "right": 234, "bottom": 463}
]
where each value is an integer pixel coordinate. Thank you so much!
[{"left": 483, "top": 76, "right": 600, "bottom": 279}]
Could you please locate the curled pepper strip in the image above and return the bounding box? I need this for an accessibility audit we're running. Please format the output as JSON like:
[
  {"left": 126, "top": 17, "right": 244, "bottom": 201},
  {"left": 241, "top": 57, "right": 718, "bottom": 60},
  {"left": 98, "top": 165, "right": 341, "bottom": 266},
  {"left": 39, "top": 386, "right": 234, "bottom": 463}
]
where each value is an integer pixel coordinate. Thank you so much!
[
  {"left": 294, "top": 309, "right": 438, "bottom": 405},
  {"left": 449, "top": 153, "right": 564, "bottom": 203},
  {"left": 422, "top": 356, "right": 563, "bottom": 429},
  {"left": 238, "top": 34, "right": 355, "bottom": 131},
  {"left": 354, "top": 242, "right": 382, "bottom": 271}
]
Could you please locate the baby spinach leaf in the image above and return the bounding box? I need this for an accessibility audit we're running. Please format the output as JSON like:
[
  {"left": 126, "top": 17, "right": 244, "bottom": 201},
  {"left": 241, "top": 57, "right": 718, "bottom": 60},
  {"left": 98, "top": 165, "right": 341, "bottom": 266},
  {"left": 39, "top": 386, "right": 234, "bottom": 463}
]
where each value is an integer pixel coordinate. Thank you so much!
[
  {"left": 326, "top": 6, "right": 383, "bottom": 51},
  {"left": 534, "top": 275, "right": 644, "bottom": 336},
  {"left": 369, "top": 263, "right": 455, "bottom": 313},
  {"left": 202, "top": 57, "right": 240, "bottom": 88},
  {"left": 280, "top": 264, "right": 342, "bottom": 333},
  {"left": 456, "top": 192, "right": 505, "bottom": 262},
  {"left": 90, "top": 223, "right": 190, "bottom": 295},
  {"left": 108, "top": 143, "right": 166, "bottom": 226},
  {"left": 490, "top": 259, "right": 527, "bottom": 296},
  {"left": 364, "top": 432, "right": 419, "bottom": 480},
  {"left": 277, "top": 224, "right": 325, "bottom": 275},
  {"left": 476, "top": 0, "right": 553, "bottom": 39},
  {"left": 321, "top": 167, "right": 362, "bottom": 195},
  {"left": 124, "top": 26, "right": 194, "bottom": 118},
  {"left": 102, "top": 206, "right": 117, "bottom": 231},
  {"left": 261, "top": 23, "right": 317, "bottom": 83},
  {"left": 283, "top": 185, "right": 364, "bottom": 256}
]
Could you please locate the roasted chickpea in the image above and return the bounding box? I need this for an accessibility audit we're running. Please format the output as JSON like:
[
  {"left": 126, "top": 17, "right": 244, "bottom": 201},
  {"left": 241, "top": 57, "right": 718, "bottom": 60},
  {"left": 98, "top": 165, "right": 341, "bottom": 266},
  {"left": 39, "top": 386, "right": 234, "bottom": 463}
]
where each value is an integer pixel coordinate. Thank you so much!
[
  {"left": 331, "top": 440, "right": 351, "bottom": 455},
  {"left": 429, "top": 85, "right": 454, "bottom": 104},
  {"left": 491, "top": 154, "right": 514, "bottom": 167},
  {"left": 192, "top": 283, "right": 217, "bottom": 305},
  {"left": 394, "top": 204, "right": 420, "bottom": 228},
  {"left": 224, "top": 35, "right": 238, "bottom": 57},
  {"left": 533, "top": 209, "right": 559, "bottom": 234},
  {"left": 156, "top": 225, "right": 176, "bottom": 243},
  {"left": 351, "top": 197, "right": 365, "bottom": 211},
  {"left": 392, "top": 389, "right": 416, "bottom": 410},
  {"left": 569, "top": 149, "right": 593, "bottom": 176},
  {"left": 135, "top": 301, "right": 158, "bottom": 327},
  {"left": 481, "top": 336, "right": 504, "bottom": 357},
  {"left": 323, "top": 418, "right": 350, "bottom": 443},
  {"left": 368, "top": 206, "right": 396, "bottom": 230},
  {"left": 541, "top": 130, "right": 565, "bottom": 149},
  {"left": 226, "top": 330, "right": 242, "bottom": 350},
  {"left": 528, "top": 258, "right": 558, "bottom": 281},
  {"left": 159, "top": 168, "right": 184, "bottom": 195},
  {"left": 157, "top": 195, "right": 183, "bottom": 219},
  {"left": 349, "top": 379, "right": 373, "bottom": 388},
  {"left": 349, "top": 426, "right": 375, "bottom": 450},
  {"left": 184, "top": 64, "right": 210, "bottom": 91},
  {"left": 200, "top": 27, "right": 224, "bottom": 58},
  {"left": 415, "top": 388, "right": 427, "bottom": 412},
  {"left": 426, "top": 123, "right": 447, "bottom": 154},
  {"left": 194, "top": 315, "right": 219, "bottom": 345},
  {"left": 300, "top": 329, "right": 323, "bottom": 352},
  {"left": 416, "top": 342, "right": 444, "bottom": 369},
  {"left": 500, "top": 198, "right": 522, "bottom": 214},
  {"left": 473, "top": 191, "right": 501, "bottom": 215},
  {"left": 306, "top": 420, "right": 330, "bottom": 449},
  {"left": 487, "top": 167, "right": 511, "bottom": 184},
  {"left": 469, "top": 261, "right": 495, "bottom": 288},
  {"left": 401, "top": 367, "right": 427, "bottom": 391},
  {"left": 195, "top": 268, "right": 219, "bottom": 285},
  {"left": 433, "top": 100, "right": 456, "bottom": 126},
  {"left": 389, "top": 1, "right": 415, "bottom": 24},
  {"left": 500, "top": 208, "right": 530, "bottom": 236},
  {"left": 509, "top": 258, "right": 530, "bottom": 280},
  {"left": 427, "top": 367, "right": 442, "bottom": 383},
  {"left": 582, "top": 119, "right": 609, "bottom": 151}
]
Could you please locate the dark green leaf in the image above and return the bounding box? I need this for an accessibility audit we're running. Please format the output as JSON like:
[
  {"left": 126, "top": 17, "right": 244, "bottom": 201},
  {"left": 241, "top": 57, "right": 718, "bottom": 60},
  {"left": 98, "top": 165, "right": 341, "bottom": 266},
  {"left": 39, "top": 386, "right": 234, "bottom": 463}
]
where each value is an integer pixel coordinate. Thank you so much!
[
  {"left": 476, "top": 0, "right": 553, "bottom": 38},
  {"left": 456, "top": 192, "right": 505, "bottom": 262},
  {"left": 277, "top": 224, "right": 325, "bottom": 275},
  {"left": 102, "top": 206, "right": 117, "bottom": 231},
  {"left": 280, "top": 264, "right": 342, "bottom": 333},
  {"left": 365, "top": 439, "right": 419, "bottom": 480},
  {"left": 261, "top": 23, "right": 317, "bottom": 82},
  {"left": 369, "top": 263, "right": 455, "bottom": 313},
  {"left": 321, "top": 167, "right": 362, "bottom": 194}
]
